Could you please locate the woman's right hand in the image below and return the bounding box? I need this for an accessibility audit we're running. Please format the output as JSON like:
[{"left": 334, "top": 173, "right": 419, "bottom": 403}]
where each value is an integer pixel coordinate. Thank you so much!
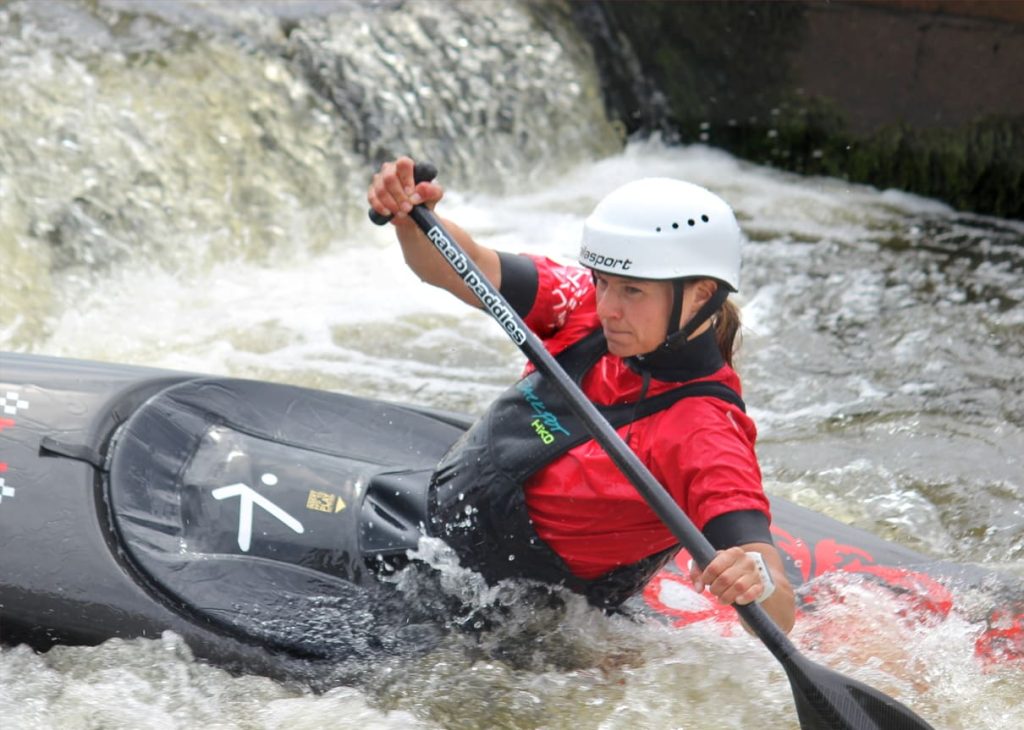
[{"left": 367, "top": 156, "right": 444, "bottom": 225}]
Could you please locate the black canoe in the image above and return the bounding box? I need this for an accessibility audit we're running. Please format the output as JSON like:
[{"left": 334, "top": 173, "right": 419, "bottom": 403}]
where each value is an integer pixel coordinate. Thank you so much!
[{"left": 0, "top": 352, "right": 1019, "bottom": 673}]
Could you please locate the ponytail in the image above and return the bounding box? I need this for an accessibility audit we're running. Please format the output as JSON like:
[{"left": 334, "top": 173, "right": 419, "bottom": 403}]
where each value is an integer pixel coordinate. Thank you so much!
[{"left": 714, "top": 298, "right": 742, "bottom": 368}]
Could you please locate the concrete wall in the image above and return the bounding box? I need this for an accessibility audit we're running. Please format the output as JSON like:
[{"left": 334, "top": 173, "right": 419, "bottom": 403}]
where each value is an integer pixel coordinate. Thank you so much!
[
  {"left": 570, "top": 0, "right": 1024, "bottom": 219},
  {"left": 796, "top": 2, "right": 1024, "bottom": 133}
]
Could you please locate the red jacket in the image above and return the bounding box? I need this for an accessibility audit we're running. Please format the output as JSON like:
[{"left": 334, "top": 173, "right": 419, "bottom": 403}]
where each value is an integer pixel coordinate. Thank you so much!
[{"left": 518, "top": 256, "right": 769, "bottom": 579}]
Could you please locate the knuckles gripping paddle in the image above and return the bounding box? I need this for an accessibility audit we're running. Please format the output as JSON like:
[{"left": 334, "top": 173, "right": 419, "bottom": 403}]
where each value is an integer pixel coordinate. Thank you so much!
[
  {"left": 369, "top": 162, "right": 936, "bottom": 730},
  {"left": 368, "top": 161, "right": 439, "bottom": 226}
]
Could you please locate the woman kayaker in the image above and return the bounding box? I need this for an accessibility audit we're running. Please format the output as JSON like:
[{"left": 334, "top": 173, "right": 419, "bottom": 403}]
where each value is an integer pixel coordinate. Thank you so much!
[{"left": 368, "top": 157, "right": 795, "bottom": 632}]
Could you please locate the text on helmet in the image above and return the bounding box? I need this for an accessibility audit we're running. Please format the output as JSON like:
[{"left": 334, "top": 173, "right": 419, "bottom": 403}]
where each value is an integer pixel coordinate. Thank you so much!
[{"left": 580, "top": 245, "right": 633, "bottom": 271}]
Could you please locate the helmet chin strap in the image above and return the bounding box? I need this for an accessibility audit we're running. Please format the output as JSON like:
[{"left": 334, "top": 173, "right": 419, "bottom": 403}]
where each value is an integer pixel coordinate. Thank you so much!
[
  {"left": 634, "top": 282, "right": 729, "bottom": 362},
  {"left": 666, "top": 279, "right": 687, "bottom": 342}
]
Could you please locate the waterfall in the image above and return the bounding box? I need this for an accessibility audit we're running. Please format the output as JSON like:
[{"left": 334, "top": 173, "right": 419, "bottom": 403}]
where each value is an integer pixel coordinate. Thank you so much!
[{"left": 0, "top": 0, "right": 620, "bottom": 347}]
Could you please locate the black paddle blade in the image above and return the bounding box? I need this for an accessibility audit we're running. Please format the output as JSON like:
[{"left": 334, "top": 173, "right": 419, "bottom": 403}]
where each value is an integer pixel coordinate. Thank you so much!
[{"left": 783, "top": 653, "right": 935, "bottom": 730}]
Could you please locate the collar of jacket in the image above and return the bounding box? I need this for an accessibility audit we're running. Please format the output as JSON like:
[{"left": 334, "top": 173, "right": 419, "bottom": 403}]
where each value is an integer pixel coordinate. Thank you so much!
[{"left": 624, "top": 326, "right": 724, "bottom": 382}]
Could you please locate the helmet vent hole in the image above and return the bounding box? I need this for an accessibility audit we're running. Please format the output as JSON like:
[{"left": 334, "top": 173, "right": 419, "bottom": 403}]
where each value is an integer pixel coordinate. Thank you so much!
[
  {"left": 656, "top": 226, "right": 662, "bottom": 232},
  {"left": 687, "top": 219, "right": 695, "bottom": 226},
  {"left": 671, "top": 222, "right": 679, "bottom": 229},
  {"left": 701, "top": 214, "right": 709, "bottom": 222}
]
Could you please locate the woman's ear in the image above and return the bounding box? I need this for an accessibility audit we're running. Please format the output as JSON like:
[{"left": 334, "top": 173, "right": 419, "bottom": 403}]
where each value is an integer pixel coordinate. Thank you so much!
[{"left": 693, "top": 278, "right": 719, "bottom": 307}]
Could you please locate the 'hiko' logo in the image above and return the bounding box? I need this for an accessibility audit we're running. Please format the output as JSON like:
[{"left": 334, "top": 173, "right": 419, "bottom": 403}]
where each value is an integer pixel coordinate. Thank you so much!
[
  {"left": 426, "top": 225, "right": 527, "bottom": 345},
  {"left": 517, "top": 381, "right": 570, "bottom": 445}
]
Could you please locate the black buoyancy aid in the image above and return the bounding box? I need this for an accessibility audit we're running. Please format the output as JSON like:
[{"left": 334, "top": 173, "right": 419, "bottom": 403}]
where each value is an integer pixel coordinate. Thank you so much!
[{"left": 427, "top": 328, "right": 745, "bottom": 608}]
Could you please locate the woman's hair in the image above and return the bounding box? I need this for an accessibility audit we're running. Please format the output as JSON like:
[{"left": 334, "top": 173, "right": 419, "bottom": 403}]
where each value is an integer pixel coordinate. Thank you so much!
[{"left": 714, "top": 297, "right": 742, "bottom": 368}]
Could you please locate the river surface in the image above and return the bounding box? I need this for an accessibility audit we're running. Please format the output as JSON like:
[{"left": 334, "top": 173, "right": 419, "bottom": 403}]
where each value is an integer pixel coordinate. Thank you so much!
[{"left": 1, "top": 1, "right": 1022, "bottom": 728}]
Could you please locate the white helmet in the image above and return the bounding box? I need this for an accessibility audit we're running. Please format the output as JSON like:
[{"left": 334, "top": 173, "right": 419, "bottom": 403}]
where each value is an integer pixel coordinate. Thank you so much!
[{"left": 579, "top": 178, "right": 742, "bottom": 291}]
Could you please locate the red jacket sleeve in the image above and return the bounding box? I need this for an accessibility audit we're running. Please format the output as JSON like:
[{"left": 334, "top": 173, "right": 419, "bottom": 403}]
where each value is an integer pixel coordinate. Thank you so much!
[
  {"left": 651, "top": 398, "right": 769, "bottom": 531},
  {"left": 520, "top": 256, "right": 594, "bottom": 338}
]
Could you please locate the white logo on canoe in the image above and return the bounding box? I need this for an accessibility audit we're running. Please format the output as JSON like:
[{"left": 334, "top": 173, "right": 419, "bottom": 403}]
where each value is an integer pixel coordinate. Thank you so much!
[{"left": 212, "top": 475, "right": 304, "bottom": 552}]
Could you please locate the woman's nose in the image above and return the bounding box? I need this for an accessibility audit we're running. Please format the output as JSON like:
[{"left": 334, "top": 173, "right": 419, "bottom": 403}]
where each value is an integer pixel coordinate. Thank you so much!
[{"left": 596, "top": 288, "right": 620, "bottom": 319}]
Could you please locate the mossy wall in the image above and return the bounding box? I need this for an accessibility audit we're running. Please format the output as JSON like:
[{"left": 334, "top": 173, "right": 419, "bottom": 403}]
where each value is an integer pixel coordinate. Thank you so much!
[{"left": 570, "top": 0, "right": 1024, "bottom": 219}]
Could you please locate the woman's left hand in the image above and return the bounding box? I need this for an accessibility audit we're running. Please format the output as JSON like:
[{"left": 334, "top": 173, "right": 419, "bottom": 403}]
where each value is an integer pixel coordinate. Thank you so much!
[
  {"left": 688, "top": 544, "right": 795, "bottom": 632},
  {"left": 689, "top": 546, "right": 768, "bottom": 606}
]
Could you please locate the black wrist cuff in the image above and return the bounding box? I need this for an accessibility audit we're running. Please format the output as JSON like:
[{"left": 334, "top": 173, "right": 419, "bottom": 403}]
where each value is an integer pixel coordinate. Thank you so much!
[{"left": 702, "top": 510, "right": 773, "bottom": 550}]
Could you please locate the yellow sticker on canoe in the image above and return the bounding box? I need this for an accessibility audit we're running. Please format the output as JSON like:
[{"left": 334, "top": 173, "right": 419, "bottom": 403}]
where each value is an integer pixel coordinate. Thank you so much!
[{"left": 306, "top": 490, "right": 346, "bottom": 514}]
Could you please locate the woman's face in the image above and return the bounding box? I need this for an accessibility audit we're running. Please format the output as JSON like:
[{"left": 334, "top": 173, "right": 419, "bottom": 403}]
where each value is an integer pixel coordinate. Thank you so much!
[
  {"left": 594, "top": 273, "right": 716, "bottom": 357},
  {"left": 593, "top": 272, "right": 675, "bottom": 357}
]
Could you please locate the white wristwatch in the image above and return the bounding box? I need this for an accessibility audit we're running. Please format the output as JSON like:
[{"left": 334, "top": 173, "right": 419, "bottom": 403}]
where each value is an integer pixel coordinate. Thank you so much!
[{"left": 746, "top": 551, "right": 776, "bottom": 604}]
